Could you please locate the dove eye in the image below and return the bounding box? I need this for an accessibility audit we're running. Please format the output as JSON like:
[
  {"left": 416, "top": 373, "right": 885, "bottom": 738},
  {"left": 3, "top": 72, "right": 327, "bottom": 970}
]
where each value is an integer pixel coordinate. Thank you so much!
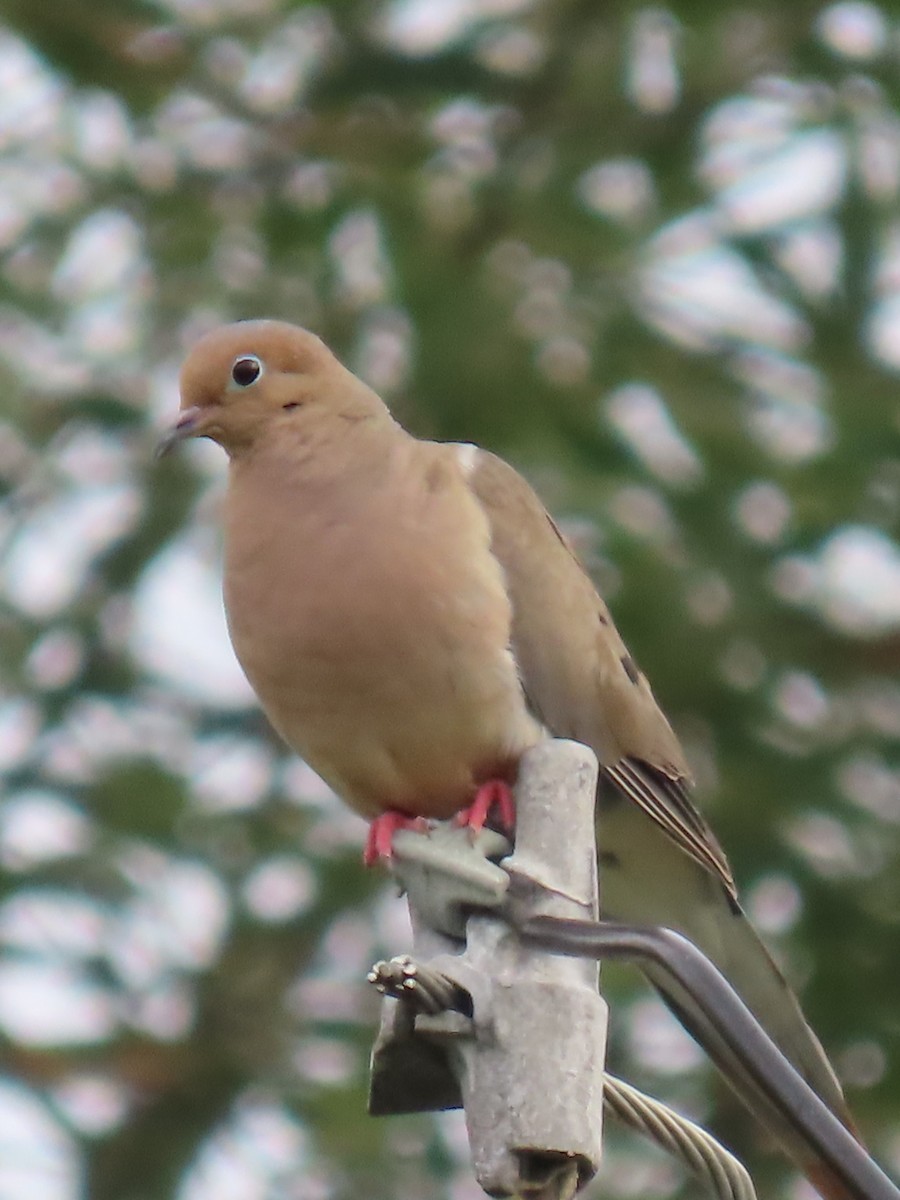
[{"left": 231, "top": 355, "right": 263, "bottom": 388}]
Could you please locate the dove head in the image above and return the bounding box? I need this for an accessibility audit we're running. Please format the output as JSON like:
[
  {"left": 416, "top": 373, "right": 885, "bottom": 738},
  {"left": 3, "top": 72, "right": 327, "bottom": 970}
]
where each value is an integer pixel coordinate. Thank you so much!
[{"left": 161, "top": 320, "right": 388, "bottom": 458}]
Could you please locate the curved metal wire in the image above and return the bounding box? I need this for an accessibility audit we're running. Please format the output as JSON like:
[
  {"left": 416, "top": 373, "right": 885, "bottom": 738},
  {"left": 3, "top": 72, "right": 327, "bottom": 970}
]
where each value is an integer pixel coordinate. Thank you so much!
[{"left": 604, "top": 1073, "right": 756, "bottom": 1200}]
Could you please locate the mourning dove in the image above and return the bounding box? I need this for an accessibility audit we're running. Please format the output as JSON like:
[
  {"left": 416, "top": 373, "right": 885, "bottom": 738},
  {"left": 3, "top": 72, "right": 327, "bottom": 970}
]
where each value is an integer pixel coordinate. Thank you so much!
[{"left": 162, "top": 319, "right": 858, "bottom": 1195}]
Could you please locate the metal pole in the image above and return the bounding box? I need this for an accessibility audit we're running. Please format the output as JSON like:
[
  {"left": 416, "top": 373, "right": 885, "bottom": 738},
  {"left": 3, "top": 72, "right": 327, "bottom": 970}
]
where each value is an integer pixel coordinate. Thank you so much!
[{"left": 368, "top": 740, "right": 609, "bottom": 1197}]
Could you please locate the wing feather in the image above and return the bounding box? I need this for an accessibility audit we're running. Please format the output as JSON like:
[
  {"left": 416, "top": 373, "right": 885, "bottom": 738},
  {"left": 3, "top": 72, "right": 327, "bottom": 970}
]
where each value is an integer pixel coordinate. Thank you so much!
[
  {"left": 604, "top": 759, "right": 736, "bottom": 899},
  {"left": 464, "top": 445, "right": 737, "bottom": 897}
]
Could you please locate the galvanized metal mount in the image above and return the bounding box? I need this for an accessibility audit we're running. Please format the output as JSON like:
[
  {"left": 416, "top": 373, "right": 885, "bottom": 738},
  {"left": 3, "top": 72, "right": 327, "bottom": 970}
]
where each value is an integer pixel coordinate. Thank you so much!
[{"left": 367, "top": 740, "right": 608, "bottom": 1198}]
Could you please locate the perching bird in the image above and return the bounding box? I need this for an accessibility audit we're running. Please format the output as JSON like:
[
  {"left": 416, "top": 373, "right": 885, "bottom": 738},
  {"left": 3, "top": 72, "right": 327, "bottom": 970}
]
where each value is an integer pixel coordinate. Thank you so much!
[{"left": 162, "top": 319, "right": 858, "bottom": 1196}]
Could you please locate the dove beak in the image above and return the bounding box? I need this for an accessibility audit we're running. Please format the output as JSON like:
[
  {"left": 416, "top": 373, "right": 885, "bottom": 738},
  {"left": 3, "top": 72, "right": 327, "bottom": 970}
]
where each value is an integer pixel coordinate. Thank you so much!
[{"left": 156, "top": 406, "right": 205, "bottom": 459}]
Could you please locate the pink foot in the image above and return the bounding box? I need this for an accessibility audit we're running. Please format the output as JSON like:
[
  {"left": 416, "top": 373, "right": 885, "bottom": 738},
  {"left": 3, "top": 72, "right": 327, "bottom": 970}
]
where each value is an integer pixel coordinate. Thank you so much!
[
  {"left": 364, "top": 810, "right": 429, "bottom": 866},
  {"left": 455, "top": 780, "right": 515, "bottom": 836}
]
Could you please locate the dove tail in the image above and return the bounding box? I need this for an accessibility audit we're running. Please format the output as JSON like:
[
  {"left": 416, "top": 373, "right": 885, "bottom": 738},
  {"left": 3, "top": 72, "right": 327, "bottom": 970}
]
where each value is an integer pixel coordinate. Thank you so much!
[
  {"left": 597, "top": 797, "right": 860, "bottom": 1192},
  {"left": 641, "top": 902, "right": 862, "bottom": 1197}
]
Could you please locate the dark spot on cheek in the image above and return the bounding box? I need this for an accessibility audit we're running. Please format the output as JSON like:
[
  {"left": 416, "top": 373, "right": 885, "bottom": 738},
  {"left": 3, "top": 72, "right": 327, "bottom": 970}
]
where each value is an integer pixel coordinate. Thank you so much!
[
  {"left": 621, "top": 654, "right": 640, "bottom": 685},
  {"left": 283, "top": 402, "right": 301, "bottom": 411},
  {"left": 424, "top": 459, "right": 448, "bottom": 493}
]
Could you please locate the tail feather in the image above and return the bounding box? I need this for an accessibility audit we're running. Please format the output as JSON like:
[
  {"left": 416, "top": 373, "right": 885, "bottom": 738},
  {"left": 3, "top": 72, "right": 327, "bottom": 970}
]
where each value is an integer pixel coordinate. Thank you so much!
[
  {"left": 676, "top": 902, "right": 851, "bottom": 1125},
  {"left": 598, "top": 799, "right": 860, "bottom": 1194},
  {"left": 645, "top": 957, "right": 861, "bottom": 1200}
]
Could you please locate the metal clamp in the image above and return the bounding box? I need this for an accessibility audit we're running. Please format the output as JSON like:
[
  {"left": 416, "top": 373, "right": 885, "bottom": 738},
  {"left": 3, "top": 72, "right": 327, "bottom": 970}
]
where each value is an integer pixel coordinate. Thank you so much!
[{"left": 368, "top": 740, "right": 608, "bottom": 1198}]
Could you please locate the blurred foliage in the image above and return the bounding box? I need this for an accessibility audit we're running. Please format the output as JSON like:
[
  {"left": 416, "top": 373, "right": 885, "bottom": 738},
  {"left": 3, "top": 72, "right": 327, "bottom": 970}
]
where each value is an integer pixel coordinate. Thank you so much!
[{"left": 1, "top": 0, "right": 899, "bottom": 1198}]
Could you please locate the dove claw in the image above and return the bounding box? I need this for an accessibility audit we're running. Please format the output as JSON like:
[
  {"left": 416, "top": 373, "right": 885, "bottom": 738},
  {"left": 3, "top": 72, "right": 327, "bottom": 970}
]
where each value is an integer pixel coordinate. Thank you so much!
[
  {"left": 364, "top": 810, "right": 429, "bottom": 865},
  {"left": 454, "top": 780, "right": 515, "bottom": 836}
]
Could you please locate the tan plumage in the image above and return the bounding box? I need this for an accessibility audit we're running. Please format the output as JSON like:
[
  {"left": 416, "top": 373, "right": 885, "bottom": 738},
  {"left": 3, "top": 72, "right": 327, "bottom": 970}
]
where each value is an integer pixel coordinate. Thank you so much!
[{"left": 165, "top": 319, "right": 858, "bottom": 1196}]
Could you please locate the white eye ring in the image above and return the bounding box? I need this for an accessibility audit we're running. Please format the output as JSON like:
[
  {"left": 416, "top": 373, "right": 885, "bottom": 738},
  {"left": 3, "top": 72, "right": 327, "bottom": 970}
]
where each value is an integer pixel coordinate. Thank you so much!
[{"left": 230, "top": 355, "right": 263, "bottom": 388}]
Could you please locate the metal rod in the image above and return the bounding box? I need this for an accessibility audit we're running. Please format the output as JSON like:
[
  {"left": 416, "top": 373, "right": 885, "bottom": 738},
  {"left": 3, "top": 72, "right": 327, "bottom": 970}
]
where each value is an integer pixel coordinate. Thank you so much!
[{"left": 507, "top": 912, "right": 900, "bottom": 1200}]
